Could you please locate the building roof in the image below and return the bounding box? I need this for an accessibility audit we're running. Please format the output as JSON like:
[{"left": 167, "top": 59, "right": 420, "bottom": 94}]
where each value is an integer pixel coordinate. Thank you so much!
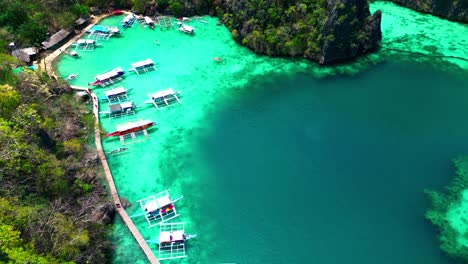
[
  {"left": 12, "top": 47, "right": 38, "bottom": 63},
  {"left": 41, "top": 29, "right": 71, "bottom": 49},
  {"left": 74, "top": 17, "right": 87, "bottom": 26}
]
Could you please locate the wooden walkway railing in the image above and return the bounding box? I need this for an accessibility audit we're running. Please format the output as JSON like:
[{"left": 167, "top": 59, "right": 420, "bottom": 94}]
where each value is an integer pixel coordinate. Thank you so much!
[{"left": 70, "top": 85, "right": 160, "bottom": 264}]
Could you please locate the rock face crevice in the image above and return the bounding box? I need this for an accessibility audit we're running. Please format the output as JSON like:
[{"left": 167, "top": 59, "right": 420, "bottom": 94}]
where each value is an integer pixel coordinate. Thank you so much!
[
  {"left": 219, "top": 0, "right": 382, "bottom": 64},
  {"left": 388, "top": 0, "right": 468, "bottom": 23}
]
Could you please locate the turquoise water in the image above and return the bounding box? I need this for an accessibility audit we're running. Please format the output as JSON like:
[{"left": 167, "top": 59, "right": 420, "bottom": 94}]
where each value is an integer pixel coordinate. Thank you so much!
[{"left": 56, "top": 2, "right": 468, "bottom": 263}]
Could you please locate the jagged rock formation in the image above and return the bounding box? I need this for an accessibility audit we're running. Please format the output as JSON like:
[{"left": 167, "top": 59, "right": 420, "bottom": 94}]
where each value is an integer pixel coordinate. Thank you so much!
[
  {"left": 218, "top": 0, "right": 382, "bottom": 64},
  {"left": 388, "top": 0, "right": 468, "bottom": 23}
]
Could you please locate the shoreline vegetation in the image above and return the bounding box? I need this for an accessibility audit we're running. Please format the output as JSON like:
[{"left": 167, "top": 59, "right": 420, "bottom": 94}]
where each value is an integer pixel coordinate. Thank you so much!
[
  {"left": 0, "top": 68, "right": 114, "bottom": 262},
  {"left": 0, "top": 0, "right": 467, "bottom": 263}
]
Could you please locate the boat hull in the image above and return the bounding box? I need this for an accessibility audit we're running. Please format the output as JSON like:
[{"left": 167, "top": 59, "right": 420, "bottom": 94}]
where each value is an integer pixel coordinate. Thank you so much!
[{"left": 106, "top": 121, "right": 155, "bottom": 137}]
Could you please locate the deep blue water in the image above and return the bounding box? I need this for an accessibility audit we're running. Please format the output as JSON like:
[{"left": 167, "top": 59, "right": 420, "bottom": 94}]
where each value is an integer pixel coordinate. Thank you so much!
[{"left": 188, "top": 61, "right": 467, "bottom": 263}]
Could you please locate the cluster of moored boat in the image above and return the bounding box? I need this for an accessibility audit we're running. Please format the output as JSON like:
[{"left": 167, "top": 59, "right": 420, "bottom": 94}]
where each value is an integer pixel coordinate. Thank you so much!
[
  {"left": 132, "top": 190, "right": 195, "bottom": 260},
  {"left": 65, "top": 16, "right": 209, "bottom": 259}
]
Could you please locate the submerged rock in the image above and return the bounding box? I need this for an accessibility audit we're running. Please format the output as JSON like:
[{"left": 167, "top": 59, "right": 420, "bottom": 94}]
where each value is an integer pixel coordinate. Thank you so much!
[{"left": 388, "top": 0, "right": 468, "bottom": 23}]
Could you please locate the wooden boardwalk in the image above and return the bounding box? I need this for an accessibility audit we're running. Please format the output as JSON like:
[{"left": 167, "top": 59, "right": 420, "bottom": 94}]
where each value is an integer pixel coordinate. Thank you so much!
[{"left": 81, "top": 85, "right": 160, "bottom": 264}]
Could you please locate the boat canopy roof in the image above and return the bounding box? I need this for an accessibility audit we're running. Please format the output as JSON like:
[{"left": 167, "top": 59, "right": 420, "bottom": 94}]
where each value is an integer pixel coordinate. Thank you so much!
[
  {"left": 145, "top": 195, "right": 171, "bottom": 212},
  {"left": 95, "top": 67, "right": 123, "bottom": 81},
  {"left": 104, "top": 87, "right": 127, "bottom": 98},
  {"left": 92, "top": 25, "right": 109, "bottom": 33},
  {"left": 132, "top": 59, "right": 154, "bottom": 69},
  {"left": 120, "top": 101, "right": 134, "bottom": 109},
  {"left": 116, "top": 119, "right": 152, "bottom": 132},
  {"left": 160, "top": 230, "right": 184, "bottom": 243},
  {"left": 149, "top": 88, "right": 175, "bottom": 99},
  {"left": 77, "top": 39, "right": 96, "bottom": 44},
  {"left": 144, "top": 16, "right": 154, "bottom": 24},
  {"left": 180, "top": 24, "right": 194, "bottom": 32},
  {"left": 123, "top": 14, "right": 135, "bottom": 23}
]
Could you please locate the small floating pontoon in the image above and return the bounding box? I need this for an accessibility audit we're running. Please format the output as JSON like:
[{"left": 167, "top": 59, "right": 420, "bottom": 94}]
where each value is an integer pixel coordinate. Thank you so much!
[
  {"left": 137, "top": 190, "right": 183, "bottom": 228},
  {"left": 90, "top": 67, "right": 125, "bottom": 87},
  {"left": 130, "top": 59, "right": 156, "bottom": 75},
  {"left": 145, "top": 88, "right": 181, "bottom": 108},
  {"left": 156, "top": 222, "right": 196, "bottom": 260}
]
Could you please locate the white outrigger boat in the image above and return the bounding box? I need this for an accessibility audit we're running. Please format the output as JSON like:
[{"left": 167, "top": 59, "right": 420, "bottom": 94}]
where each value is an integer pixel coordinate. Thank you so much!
[
  {"left": 144, "top": 88, "right": 181, "bottom": 108},
  {"left": 99, "top": 101, "right": 136, "bottom": 119},
  {"left": 99, "top": 86, "right": 130, "bottom": 102},
  {"left": 137, "top": 190, "right": 183, "bottom": 228},
  {"left": 122, "top": 13, "right": 136, "bottom": 28},
  {"left": 149, "top": 222, "right": 196, "bottom": 260},
  {"left": 177, "top": 22, "right": 194, "bottom": 34},
  {"left": 129, "top": 59, "right": 156, "bottom": 75}
]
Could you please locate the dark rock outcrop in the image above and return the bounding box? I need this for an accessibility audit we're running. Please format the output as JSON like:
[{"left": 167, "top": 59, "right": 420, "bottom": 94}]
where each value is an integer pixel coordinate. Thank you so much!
[
  {"left": 219, "top": 0, "right": 382, "bottom": 64},
  {"left": 92, "top": 202, "right": 116, "bottom": 225},
  {"left": 320, "top": 0, "right": 382, "bottom": 63},
  {"left": 389, "top": 0, "right": 468, "bottom": 23}
]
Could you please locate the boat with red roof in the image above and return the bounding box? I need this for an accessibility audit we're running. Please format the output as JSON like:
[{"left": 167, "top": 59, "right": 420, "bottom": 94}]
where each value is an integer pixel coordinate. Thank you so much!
[{"left": 106, "top": 119, "right": 155, "bottom": 137}]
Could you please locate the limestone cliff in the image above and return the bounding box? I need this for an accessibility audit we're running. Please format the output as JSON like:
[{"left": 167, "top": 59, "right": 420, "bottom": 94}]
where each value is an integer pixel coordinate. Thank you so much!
[
  {"left": 218, "top": 0, "right": 382, "bottom": 64},
  {"left": 388, "top": 0, "right": 468, "bottom": 23}
]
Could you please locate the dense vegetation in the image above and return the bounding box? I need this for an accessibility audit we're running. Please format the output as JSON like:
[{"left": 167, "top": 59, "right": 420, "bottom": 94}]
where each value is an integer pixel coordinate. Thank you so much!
[
  {"left": 0, "top": 55, "right": 114, "bottom": 262},
  {"left": 425, "top": 157, "right": 468, "bottom": 262},
  {"left": 217, "top": 0, "right": 382, "bottom": 64}
]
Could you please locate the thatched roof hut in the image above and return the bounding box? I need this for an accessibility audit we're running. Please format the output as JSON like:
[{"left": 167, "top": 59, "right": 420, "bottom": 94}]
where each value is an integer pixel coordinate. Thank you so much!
[
  {"left": 74, "top": 18, "right": 88, "bottom": 29},
  {"left": 12, "top": 47, "right": 38, "bottom": 63},
  {"left": 41, "top": 29, "right": 71, "bottom": 50}
]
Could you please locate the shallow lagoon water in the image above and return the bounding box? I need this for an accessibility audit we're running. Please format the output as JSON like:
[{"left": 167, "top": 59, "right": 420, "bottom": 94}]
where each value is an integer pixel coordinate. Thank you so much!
[{"left": 56, "top": 2, "right": 468, "bottom": 263}]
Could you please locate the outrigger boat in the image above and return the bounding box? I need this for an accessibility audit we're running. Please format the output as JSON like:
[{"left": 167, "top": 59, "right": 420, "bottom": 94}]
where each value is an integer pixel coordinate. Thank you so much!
[
  {"left": 100, "top": 86, "right": 129, "bottom": 102},
  {"left": 99, "top": 101, "right": 136, "bottom": 118},
  {"left": 105, "top": 119, "right": 155, "bottom": 137},
  {"left": 144, "top": 16, "right": 155, "bottom": 29},
  {"left": 72, "top": 39, "right": 99, "bottom": 50},
  {"left": 136, "top": 190, "right": 183, "bottom": 228},
  {"left": 154, "top": 223, "right": 196, "bottom": 260},
  {"left": 122, "top": 13, "right": 136, "bottom": 28},
  {"left": 89, "top": 25, "right": 121, "bottom": 35},
  {"left": 145, "top": 88, "right": 181, "bottom": 108},
  {"left": 177, "top": 22, "right": 194, "bottom": 34},
  {"left": 130, "top": 59, "right": 156, "bottom": 75},
  {"left": 90, "top": 67, "right": 125, "bottom": 87}
]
